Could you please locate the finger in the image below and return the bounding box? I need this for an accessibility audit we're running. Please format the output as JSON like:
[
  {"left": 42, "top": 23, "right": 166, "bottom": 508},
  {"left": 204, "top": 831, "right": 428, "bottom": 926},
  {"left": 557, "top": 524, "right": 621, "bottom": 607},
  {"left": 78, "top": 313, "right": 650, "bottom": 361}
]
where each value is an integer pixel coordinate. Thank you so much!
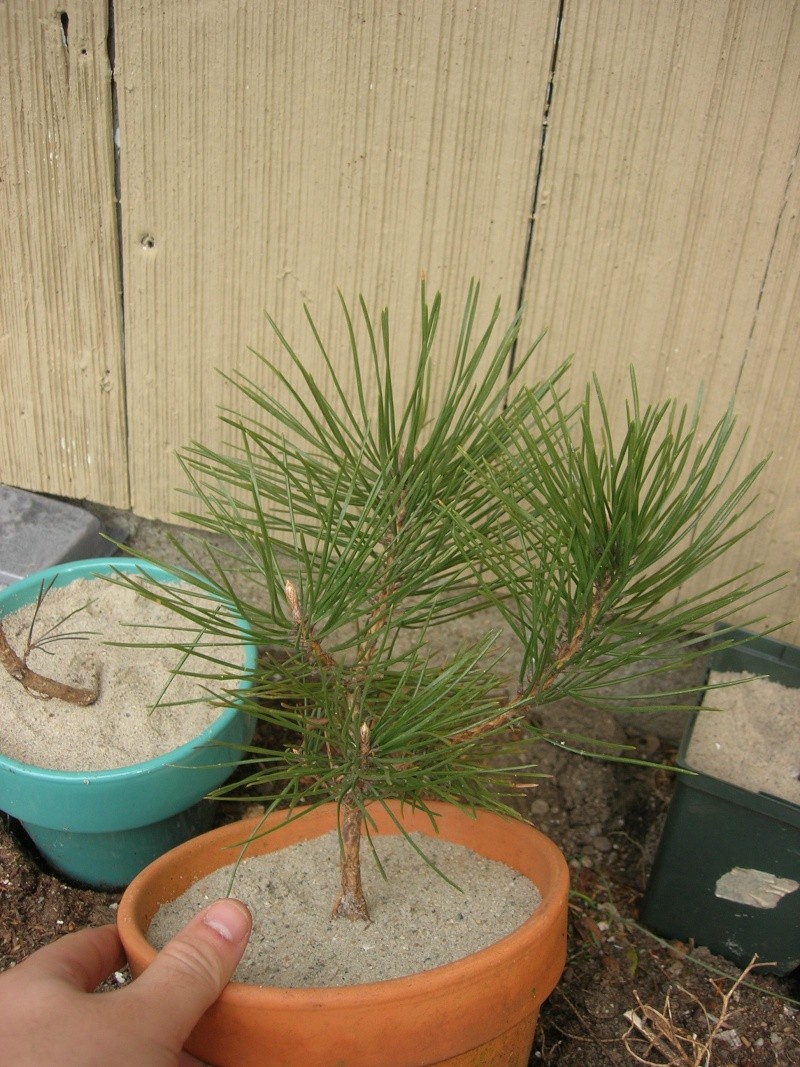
[
  {"left": 16, "top": 924, "right": 125, "bottom": 992},
  {"left": 126, "top": 898, "right": 251, "bottom": 1047}
]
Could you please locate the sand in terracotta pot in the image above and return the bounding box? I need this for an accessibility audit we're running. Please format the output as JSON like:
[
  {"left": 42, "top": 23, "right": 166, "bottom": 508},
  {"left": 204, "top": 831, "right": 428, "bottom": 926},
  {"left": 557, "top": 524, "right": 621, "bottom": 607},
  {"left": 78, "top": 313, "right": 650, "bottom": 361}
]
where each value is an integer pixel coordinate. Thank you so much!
[
  {"left": 148, "top": 830, "right": 542, "bottom": 986},
  {"left": 0, "top": 578, "right": 244, "bottom": 771}
]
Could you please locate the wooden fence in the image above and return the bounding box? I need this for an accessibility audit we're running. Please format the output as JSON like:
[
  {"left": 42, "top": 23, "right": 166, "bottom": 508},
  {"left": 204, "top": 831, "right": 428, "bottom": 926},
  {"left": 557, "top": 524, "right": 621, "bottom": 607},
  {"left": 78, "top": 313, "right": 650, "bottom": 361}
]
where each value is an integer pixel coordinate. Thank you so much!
[{"left": 2, "top": 1, "right": 798, "bottom": 639}]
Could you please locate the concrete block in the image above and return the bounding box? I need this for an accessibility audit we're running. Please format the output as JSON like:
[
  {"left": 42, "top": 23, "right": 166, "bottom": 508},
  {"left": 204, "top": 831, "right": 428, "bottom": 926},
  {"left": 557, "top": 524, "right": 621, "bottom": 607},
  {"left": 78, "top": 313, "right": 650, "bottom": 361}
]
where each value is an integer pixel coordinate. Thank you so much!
[{"left": 0, "top": 486, "right": 110, "bottom": 587}]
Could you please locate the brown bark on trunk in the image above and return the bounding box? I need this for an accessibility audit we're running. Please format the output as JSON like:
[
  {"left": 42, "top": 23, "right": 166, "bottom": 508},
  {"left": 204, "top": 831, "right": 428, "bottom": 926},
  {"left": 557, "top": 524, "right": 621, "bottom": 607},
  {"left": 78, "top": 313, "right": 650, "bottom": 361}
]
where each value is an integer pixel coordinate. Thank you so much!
[
  {"left": 0, "top": 624, "right": 99, "bottom": 706},
  {"left": 331, "top": 794, "right": 370, "bottom": 921}
]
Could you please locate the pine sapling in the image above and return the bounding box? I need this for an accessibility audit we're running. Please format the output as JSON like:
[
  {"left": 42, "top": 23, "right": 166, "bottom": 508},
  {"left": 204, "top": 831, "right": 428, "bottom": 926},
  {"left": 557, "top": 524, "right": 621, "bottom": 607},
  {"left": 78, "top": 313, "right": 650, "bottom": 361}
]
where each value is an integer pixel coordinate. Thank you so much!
[{"left": 120, "top": 282, "right": 780, "bottom": 922}]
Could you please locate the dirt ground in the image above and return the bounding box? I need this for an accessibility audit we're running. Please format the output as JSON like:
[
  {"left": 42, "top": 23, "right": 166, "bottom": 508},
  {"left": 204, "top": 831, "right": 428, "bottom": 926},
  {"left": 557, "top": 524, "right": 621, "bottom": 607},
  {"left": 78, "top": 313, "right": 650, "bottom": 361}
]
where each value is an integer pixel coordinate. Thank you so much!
[{"left": 1, "top": 509, "right": 798, "bottom": 1064}]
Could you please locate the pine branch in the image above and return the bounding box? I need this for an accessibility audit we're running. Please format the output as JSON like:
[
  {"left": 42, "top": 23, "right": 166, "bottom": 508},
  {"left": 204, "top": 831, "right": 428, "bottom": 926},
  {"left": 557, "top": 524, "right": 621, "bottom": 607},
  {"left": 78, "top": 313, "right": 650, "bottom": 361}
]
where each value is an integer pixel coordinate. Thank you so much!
[{"left": 0, "top": 621, "right": 99, "bottom": 706}]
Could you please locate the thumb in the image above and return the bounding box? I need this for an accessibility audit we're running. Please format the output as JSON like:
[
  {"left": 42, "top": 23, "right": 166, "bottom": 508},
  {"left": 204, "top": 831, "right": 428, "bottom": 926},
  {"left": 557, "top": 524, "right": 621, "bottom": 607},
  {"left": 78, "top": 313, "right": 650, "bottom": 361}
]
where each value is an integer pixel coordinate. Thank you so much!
[{"left": 126, "top": 898, "right": 252, "bottom": 1047}]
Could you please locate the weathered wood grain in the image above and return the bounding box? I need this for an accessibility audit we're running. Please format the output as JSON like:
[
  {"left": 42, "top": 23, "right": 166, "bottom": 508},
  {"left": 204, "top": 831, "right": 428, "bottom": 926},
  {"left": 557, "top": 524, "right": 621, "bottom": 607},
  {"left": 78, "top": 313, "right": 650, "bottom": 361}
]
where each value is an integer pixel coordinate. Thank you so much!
[{"left": 0, "top": 1, "right": 126, "bottom": 504}]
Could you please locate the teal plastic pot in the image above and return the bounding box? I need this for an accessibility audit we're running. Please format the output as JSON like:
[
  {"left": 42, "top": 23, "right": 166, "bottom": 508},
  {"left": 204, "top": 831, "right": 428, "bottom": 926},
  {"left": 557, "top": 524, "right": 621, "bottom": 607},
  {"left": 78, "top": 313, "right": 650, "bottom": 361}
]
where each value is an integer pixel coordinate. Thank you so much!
[{"left": 0, "top": 558, "right": 256, "bottom": 889}]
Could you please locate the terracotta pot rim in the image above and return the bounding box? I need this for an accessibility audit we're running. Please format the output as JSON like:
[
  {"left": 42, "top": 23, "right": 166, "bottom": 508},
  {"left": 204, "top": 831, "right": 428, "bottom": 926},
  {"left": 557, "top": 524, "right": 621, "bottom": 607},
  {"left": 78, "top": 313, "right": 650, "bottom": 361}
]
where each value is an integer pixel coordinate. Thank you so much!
[{"left": 119, "top": 801, "right": 569, "bottom": 1006}]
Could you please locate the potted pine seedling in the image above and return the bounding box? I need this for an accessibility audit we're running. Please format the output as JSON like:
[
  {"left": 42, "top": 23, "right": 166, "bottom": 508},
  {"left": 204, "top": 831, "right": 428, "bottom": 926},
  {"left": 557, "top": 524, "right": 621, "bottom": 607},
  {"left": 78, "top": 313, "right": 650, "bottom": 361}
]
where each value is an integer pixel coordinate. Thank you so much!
[
  {"left": 0, "top": 557, "right": 257, "bottom": 887},
  {"left": 117, "top": 282, "right": 779, "bottom": 1067}
]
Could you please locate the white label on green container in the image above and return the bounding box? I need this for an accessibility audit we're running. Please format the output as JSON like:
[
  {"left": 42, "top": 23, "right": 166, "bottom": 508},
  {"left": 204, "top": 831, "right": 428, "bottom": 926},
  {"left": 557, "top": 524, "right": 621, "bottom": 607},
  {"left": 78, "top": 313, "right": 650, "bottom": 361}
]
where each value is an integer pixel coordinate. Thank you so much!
[{"left": 715, "top": 867, "right": 799, "bottom": 909}]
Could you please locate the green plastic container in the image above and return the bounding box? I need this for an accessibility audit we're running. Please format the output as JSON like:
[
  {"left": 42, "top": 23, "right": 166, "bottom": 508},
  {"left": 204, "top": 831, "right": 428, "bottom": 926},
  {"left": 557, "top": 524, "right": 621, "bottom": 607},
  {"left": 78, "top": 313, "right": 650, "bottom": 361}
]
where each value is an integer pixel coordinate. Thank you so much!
[
  {"left": 0, "top": 558, "right": 256, "bottom": 888},
  {"left": 641, "top": 629, "right": 800, "bottom": 976}
]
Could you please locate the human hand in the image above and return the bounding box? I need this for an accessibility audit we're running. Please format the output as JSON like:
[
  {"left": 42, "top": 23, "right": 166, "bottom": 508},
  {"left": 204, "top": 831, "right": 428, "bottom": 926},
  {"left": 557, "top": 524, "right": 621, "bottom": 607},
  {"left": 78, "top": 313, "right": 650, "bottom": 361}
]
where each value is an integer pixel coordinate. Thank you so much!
[{"left": 0, "top": 897, "right": 252, "bottom": 1066}]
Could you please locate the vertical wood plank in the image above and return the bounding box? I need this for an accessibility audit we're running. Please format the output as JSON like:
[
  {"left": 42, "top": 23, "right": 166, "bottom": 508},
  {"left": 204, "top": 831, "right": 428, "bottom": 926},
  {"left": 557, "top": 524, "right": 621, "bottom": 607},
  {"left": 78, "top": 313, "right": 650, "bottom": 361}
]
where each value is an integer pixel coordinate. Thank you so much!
[
  {"left": 114, "top": 0, "right": 559, "bottom": 518},
  {"left": 734, "top": 149, "right": 800, "bottom": 628},
  {"left": 522, "top": 0, "right": 800, "bottom": 636},
  {"left": 0, "top": 1, "right": 127, "bottom": 504}
]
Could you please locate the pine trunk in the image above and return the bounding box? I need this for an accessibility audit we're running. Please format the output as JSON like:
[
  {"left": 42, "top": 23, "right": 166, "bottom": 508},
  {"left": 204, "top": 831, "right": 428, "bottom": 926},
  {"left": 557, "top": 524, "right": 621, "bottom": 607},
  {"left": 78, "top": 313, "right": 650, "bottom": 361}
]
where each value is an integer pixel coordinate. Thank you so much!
[{"left": 331, "top": 794, "right": 370, "bottom": 921}]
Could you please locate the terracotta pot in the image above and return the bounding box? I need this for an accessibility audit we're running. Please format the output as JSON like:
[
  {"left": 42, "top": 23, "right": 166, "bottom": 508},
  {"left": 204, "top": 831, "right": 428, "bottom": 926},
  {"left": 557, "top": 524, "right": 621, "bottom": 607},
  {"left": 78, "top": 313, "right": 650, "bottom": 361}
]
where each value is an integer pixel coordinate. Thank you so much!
[{"left": 118, "top": 801, "right": 569, "bottom": 1067}]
